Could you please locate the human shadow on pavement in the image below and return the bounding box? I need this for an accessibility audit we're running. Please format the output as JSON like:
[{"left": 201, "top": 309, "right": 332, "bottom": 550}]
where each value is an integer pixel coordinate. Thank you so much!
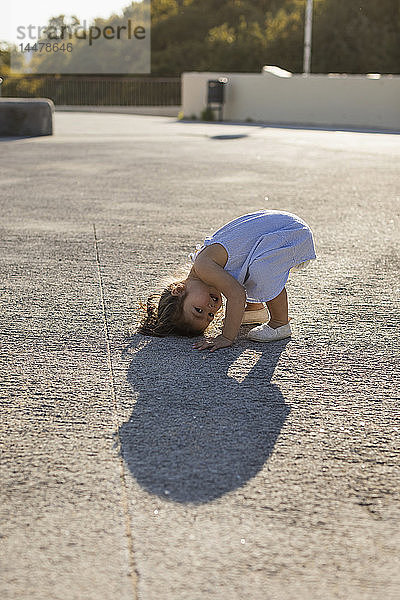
[
  {"left": 120, "top": 334, "right": 290, "bottom": 504},
  {"left": 210, "top": 134, "right": 249, "bottom": 140}
]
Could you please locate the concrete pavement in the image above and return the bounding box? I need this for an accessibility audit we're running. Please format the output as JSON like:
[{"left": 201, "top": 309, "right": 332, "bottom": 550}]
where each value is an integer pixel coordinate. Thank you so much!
[{"left": 1, "top": 114, "right": 399, "bottom": 599}]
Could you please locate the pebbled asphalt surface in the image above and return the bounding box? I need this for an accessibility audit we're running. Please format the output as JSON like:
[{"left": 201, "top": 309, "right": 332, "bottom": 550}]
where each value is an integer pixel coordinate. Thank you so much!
[{"left": 1, "top": 113, "right": 399, "bottom": 600}]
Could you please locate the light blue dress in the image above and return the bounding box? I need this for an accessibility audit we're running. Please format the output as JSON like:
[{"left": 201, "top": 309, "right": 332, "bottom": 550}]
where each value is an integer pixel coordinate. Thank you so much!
[{"left": 189, "top": 209, "right": 316, "bottom": 302}]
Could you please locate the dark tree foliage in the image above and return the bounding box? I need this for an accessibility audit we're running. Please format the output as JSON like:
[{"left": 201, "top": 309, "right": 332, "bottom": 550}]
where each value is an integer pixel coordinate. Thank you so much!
[
  {"left": 312, "top": 0, "right": 400, "bottom": 73},
  {"left": 150, "top": 0, "right": 399, "bottom": 75},
  {"left": 2, "top": 0, "right": 398, "bottom": 76}
]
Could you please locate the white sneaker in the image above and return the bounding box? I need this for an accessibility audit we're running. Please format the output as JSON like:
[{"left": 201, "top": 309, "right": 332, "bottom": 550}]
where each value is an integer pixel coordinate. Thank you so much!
[{"left": 247, "top": 322, "right": 292, "bottom": 342}]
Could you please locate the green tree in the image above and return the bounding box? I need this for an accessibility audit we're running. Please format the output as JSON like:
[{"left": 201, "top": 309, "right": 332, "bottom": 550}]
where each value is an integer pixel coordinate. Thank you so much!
[
  {"left": 312, "top": 0, "right": 400, "bottom": 73},
  {"left": 6, "top": 0, "right": 399, "bottom": 77},
  {"left": 151, "top": 0, "right": 400, "bottom": 74},
  {"left": 151, "top": 0, "right": 283, "bottom": 74},
  {"left": 28, "top": 3, "right": 149, "bottom": 74},
  {"left": 0, "top": 41, "right": 28, "bottom": 75}
]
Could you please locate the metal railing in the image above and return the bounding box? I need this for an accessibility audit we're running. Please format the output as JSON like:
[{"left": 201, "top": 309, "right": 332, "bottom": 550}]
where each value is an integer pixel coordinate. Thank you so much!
[{"left": 0, "top": 76, "right": 181, "bottom": 106}]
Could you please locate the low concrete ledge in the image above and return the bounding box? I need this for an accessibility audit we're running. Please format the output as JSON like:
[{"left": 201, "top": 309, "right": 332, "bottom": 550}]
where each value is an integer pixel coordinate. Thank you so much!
[
  {"left": 183, "top": 69, "right": 400, "bottom": 131},
  {"left": 56, "top": 105, "right": 180, "bottom": 117},
  {"left": 0, "top": 98, "right": 54, "bottom": 137}
]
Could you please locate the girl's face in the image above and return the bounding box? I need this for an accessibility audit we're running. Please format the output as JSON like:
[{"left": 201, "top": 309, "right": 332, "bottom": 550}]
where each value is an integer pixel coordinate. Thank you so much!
[{"left": 181, "top": 278, "right": 223, "bottom": 332}]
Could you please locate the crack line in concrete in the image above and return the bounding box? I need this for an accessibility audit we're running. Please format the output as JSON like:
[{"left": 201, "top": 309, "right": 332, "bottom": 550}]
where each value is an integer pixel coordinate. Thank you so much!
[{"left": 93, "top": 224, "right": 139, "bottom": 600}]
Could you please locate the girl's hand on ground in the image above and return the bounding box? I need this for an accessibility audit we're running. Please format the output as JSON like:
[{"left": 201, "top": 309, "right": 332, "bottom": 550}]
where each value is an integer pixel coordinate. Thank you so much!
[{"left": 193, "top": 334, "right": 233, "bottom": 352}]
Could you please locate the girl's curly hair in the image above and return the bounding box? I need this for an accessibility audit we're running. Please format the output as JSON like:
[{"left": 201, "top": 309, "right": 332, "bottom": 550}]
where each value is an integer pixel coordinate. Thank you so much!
[{"left": 137, "top": 281, "right": 201, "bottom": 338}]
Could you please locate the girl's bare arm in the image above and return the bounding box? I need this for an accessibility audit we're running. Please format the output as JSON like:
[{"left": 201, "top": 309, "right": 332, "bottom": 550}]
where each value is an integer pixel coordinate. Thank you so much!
[{"left": 192, "top": 254, "right": 246, "bottom": 342}]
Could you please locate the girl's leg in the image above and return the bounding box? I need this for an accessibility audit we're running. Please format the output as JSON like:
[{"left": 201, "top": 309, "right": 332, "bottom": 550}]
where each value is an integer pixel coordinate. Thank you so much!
[
  {"left": 266, "top": 287, "right": 289, "bottom": 329},
  {"left": 245, "top": 301, "right": 265, "bottom": 311}
]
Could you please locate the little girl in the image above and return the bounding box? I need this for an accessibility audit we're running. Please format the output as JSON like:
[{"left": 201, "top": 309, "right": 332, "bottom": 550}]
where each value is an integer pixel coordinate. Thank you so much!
[{"left": 138, "top": 209, "right": 316, "bottom": 352}]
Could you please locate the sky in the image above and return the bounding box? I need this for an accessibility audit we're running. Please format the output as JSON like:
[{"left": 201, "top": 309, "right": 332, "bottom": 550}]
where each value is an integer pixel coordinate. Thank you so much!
[{"left": 1, "top": 0, "right": 138, "bottom": 45}]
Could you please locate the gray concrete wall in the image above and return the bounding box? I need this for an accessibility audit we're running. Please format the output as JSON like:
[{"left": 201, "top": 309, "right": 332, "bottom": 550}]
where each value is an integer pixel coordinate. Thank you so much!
[
  {"left": 0, "top": 98, "right": 54, "bottom": 136},
  {"left": 182, "top": 69, "right": 400, "bottom": 131}
]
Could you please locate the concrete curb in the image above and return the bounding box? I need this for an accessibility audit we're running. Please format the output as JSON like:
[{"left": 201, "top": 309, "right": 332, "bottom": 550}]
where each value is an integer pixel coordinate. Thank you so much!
[{"left": 0, "top": 98, "right": 54, "bottom": 136}]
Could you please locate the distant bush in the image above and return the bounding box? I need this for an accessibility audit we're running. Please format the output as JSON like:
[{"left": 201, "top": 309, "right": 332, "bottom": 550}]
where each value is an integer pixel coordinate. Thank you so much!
[{"left": 201, "top": 106, "right": 215, "bottom": 121}]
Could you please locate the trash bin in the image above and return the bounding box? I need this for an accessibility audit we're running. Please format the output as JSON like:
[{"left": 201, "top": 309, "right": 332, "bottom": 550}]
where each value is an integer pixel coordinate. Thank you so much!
[
  {"left": 207, "top": 78, "right": 228, "bottom": 121},
  {"left": 207, "top": 79, "right": 226, "bottom": 104}
]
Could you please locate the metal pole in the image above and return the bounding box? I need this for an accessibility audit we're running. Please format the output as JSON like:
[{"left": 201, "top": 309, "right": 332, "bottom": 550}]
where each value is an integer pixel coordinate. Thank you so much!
[{"left": 303, "top": 0, "right": 314, "bottom": 75}]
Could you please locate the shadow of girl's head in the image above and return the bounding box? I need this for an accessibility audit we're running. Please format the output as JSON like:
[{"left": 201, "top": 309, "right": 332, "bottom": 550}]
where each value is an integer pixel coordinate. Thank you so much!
[{"left": 119, "top": 334, "right": 290, "bottom": 504}]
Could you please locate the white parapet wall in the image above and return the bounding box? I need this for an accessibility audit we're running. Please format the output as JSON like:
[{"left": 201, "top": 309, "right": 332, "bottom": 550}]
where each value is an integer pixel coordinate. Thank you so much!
[{"left": 182, "top": 68, "right": 400, "bottom": 131}]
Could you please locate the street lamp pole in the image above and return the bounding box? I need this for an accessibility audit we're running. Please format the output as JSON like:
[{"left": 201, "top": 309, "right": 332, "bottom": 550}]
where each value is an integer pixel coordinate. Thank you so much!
[{"left": 303, "top": 0, "right": 314, "bottom": 75}]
